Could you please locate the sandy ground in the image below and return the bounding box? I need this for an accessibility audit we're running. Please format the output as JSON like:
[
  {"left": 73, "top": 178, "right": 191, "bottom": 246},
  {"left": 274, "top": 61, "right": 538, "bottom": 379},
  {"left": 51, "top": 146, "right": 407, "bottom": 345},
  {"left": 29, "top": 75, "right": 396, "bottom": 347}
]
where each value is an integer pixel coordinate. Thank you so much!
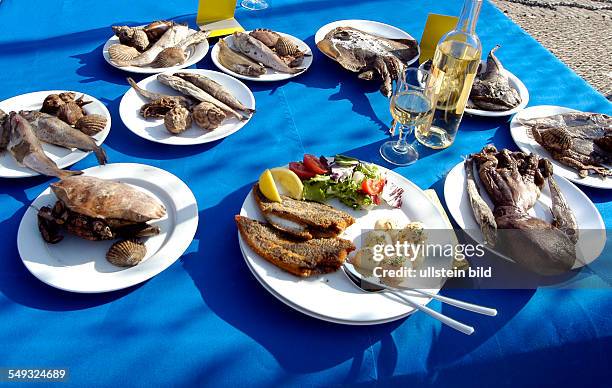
[{"left": 491, "top": 0, "right": 612, "bottom": 99}]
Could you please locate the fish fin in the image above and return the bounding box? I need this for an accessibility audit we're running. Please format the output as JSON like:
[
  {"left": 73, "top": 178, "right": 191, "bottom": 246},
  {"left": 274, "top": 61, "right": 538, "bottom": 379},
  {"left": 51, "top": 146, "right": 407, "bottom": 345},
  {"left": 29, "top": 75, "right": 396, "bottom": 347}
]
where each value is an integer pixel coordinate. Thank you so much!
[
  {"left": 58, "top": 169, "right": 83, "bottom": 179},
  {"left": 94, "top": 145, "right": 108, "bottom": 165}
]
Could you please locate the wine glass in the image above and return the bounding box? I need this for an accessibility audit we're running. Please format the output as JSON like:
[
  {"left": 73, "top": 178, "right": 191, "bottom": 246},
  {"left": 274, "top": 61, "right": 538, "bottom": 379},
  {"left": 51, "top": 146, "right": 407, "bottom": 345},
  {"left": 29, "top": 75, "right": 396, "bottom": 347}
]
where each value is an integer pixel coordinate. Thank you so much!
[
  {"left": 380, "top": 68, "right": 437, "bottom": 166},
  {"left": 241, "top": 0, "right": 269, "bottom": 10}
]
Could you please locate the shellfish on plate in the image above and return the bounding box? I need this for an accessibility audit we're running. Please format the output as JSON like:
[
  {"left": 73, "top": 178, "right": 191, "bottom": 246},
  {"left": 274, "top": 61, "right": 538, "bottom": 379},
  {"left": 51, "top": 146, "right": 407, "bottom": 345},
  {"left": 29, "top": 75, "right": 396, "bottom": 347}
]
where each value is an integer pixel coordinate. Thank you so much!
[
  {"left": 119, "top": 69, "right": 255, "bottom": 145},
  {"left": 103, "top": 22, "right": 210, "bottom": 74},
  {"left": 17, "top": 163, "right": 199, "bottom": 293},
  {"left": 211, "top": 30, "right": 313, "bottom": 82}
]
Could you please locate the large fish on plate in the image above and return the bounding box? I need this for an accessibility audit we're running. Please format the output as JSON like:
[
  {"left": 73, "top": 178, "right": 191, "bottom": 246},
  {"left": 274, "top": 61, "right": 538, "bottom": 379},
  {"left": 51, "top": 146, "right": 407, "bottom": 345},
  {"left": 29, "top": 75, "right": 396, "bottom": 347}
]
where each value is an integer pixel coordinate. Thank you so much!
[
  {"left": 6, "top": 112, "right": 82, "bottom": 178},
  {"left": 20, "top": 111, "right": 107, "bottom": 165},
  {"left": 317, "top": 26, "right": 419, "bottom": 96}
]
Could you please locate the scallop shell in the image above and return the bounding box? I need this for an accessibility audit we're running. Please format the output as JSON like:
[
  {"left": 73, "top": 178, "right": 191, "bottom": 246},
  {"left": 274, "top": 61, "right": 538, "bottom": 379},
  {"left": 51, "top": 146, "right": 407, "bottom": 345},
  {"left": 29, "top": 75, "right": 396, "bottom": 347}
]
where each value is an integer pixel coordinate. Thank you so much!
[
  {"left": 75, "top": 114, "right": 108, "bottom": 136},
  {"left": 274, "top": 36, "right": 301, "bottom": 57},
  {"left": 152, "top": 47, "right": 186, "bottom": 68},
  {"left": 164, "top": 106, "right": 192, "bottom": 134},
  {"left": 40, "top": 94, "right": 65, "bottom": 115},
  {"left": 131, "top": 29, "right": 150, "bottom": 52},
  {"left": 106, "top": 239, "right": 147, "bottom": 267},
  {"left": 57, "top": 102, "right": 84, "bottom": 125},
  {"left": 192, "top": 102, "right": 225, "bottom": 130},
  {"left": 108, "top": 44, "right": 140, "bottom": 63}
]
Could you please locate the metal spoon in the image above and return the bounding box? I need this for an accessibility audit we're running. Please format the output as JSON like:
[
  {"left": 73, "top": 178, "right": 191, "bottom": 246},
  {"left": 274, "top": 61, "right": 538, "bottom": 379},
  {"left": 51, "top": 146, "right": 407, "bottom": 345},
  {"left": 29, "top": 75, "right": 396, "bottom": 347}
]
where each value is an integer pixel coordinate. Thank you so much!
[{"left": 342, "top": 265, "right": 496, "bottom": 335}]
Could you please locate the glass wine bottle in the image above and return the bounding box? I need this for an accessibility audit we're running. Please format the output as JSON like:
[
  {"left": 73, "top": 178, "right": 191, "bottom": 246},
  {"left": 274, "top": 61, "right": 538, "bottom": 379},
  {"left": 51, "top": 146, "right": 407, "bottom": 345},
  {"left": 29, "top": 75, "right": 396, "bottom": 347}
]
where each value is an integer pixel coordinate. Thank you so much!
[{"left": 416, "top": 0, "right": 482, "bottom": 149}]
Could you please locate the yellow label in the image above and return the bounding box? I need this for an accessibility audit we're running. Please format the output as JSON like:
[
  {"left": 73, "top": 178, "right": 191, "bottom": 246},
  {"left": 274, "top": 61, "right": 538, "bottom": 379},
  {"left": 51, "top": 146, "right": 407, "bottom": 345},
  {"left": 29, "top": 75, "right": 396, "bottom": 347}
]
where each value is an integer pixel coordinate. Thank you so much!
[
  {"left": 419, "top": 14, "right": 458, "bottom": 63},
  {"left": 196, "top": 0, "right": 236, "bottom": 24},
  {"left": 196, "top": 0, "right": 244, "bottom": 37}
]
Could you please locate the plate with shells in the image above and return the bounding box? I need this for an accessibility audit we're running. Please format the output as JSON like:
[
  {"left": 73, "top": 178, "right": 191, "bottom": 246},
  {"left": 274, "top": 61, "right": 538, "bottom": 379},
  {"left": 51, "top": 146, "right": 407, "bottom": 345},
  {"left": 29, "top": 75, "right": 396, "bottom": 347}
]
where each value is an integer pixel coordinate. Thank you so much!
[
  {"left": 17, "top": 163, "right": 199, "bottom": 293},
  {"left": 119, "top": 69, "right": 255, "bottom": 145},
  {"left": 102, "top": 21, "right": 210, "bottom": 74},
  {"left": 0, "top": 90, "right": 111, "bottom": 178},
  {"left": 210, "top": 30, "right": 313, "bottom": 82},
  {"left": 510, "top": 105, "right": 612, "bottom": 189}
]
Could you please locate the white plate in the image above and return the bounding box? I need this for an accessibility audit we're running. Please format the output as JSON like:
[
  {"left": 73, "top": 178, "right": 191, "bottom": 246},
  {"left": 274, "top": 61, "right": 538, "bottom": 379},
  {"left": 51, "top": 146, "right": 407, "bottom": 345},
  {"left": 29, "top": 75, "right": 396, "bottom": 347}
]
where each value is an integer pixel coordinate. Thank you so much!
[
  {"left": 510, "top": 105, "right": 611, "bottom": 189},
  {"left": 238, "top": 165, "right": 453, "bottom": 325},
  {"left": 444, "top": 160, "right": 606, "bottom": 269},
  {"left": 464, "top": 60, "right": 528, "bottom": 117},
  {"left": 211, "top": 31, "right": 312, "bottom": 82},
  {"left": 0, "top": 91, "right": 111, "bottom": 178},
  {"left": 102, "top": 27, "right": 209, "bottom": 74},
  {"left": 314, "top": 19, "right": 420, "bottom": 67},
  {"left": 17, "top": 163, "right": 198, "bottom": 293},
  {"left": 119, "top": 69, "right": 255, "bottom": 145}
]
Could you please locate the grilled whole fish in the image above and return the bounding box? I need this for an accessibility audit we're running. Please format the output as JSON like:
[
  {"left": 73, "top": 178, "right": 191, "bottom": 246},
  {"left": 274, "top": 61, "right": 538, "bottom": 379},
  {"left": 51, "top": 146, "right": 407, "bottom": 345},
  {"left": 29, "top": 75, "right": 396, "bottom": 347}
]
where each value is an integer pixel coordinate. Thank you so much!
[
  {"left": 127, "top": 77, "right": 193, "bottom": 107},
  {"left": 114, "top": 24, "right": 190, "bottom": 67},
  {"left": 520, "top": 112, "right": 612, "bottom": 178},
  {"left": 469, "top": 46, "right": 521, "bottom": 111},
  {"left": 20, "top": 111, "right": 107, "bottom": 165},
  {"left": 7, "top": 112, "right": 82, "bottom": 178},
  {"left": 232, "top": 32, "right": 303, "bottom": 74},
  {"left": 157, "top": 74, "right": 246, "bottom": 120},
  {"left": 0, "top": 109, "right": 9, "bottom": 150},
  {"left": 217, "top": 39, "right": 266, "bottom": 77},
  {"left": 252, "top": 184, "right": 355, "bottom": 239},
  {"left": 235, "top": 215, "right": 356, "bottom": 277},
  {"left": 317, "top": 26, "right": 419, "bottom": 96},
  {"left": 175, "top": 72, "right": 254, "bottom": 114}
]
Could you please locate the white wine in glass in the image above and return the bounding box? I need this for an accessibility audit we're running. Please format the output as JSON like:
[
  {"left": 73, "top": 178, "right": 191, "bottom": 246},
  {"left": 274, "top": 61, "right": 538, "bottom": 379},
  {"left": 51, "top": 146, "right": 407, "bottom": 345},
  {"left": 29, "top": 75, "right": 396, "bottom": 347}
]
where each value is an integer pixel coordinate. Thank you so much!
[{"left": 380, "top": 68, "right": 437, "bottom": 166}]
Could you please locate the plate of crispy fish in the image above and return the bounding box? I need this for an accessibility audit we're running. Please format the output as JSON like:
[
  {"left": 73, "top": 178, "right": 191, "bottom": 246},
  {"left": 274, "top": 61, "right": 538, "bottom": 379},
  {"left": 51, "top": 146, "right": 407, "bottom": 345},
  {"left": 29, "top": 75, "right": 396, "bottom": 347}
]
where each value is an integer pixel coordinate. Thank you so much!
[
  {"left": 120, "top": 69, "right": 255, "bottom": 145},
  {"left": 17, "top": 163, "right": 198, "bottom": 293},
  {"left": 0, "top": 91, "right": 111, "bottom": 178},
  {"left": 315, "top": 20, "right": 420, "bottom": 96},
  {"left": 211, "top": 30, "right": 312, "bottom": 81},
  {"left": 510, "top": 105, "right": 612, "bottom": 189},
  {"left": 236, "top": 163, "right": 452, "bottom": 325},
  {"left": 444, "top": 150, "right": 605, "bottom": 276},
  {"left": 103, "top": 21, "right": 210, "bottom": 74}
]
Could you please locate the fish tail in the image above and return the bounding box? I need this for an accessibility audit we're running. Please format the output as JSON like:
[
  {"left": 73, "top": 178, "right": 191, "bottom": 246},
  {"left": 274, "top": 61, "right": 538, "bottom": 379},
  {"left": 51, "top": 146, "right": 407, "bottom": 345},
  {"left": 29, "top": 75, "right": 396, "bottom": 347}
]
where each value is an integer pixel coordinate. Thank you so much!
[
  {"left": 58, "top": 169, "right": 83, "bottom": 179},
  {"left": 94, "top": 145, "right": 108, "bottom": 165}
]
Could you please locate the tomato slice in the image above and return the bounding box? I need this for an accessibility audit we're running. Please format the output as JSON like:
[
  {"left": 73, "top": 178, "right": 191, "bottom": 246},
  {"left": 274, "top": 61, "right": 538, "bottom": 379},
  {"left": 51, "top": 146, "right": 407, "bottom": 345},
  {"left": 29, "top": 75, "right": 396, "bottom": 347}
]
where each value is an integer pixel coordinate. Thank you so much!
[
  {"left": 303, "top": 154, "right": 329, "bottom": 175},
  {"left": 361, "top": 178, "right": 385, "bottom": 195},
  {"left": 289, "top": 162, "right": 317, "bottom": 180}
]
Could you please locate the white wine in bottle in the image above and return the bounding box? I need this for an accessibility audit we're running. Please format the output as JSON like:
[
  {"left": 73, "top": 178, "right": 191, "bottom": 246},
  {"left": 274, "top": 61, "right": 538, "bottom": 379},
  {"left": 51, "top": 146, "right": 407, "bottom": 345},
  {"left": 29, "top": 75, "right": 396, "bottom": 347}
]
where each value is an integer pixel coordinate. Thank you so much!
[{"left": 417, "top": 0, "right": 482, "bottom": 149}]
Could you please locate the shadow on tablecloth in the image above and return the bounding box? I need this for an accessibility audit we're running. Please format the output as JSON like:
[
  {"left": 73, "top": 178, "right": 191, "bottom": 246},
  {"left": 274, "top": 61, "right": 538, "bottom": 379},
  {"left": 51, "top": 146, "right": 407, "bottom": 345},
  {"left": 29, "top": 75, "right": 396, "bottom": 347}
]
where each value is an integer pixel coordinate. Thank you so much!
[
  {"left": 0, "top": 178, "right": 140, "bottom": 310},
  {"left": 180, "top": 181, "right": 409, "bottom": 375}
]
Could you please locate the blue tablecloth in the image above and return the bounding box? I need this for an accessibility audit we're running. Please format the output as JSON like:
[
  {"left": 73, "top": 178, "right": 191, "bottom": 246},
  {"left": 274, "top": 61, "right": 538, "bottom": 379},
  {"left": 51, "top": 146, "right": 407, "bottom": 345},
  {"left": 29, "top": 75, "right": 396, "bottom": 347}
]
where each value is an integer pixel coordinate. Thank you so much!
[{"left": 1, "top": 0, "right": 611, "bottom": 386}]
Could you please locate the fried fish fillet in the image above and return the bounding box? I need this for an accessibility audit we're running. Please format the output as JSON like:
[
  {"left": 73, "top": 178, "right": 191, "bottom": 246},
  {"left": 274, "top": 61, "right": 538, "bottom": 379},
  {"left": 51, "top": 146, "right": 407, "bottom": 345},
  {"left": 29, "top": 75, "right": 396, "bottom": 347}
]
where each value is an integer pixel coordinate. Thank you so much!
[
  {"left": 235, "top": 215, "right": 355, "bottom": 277},
  {"left": 252, "top": 184, "right": 355, "bottom": 239}
]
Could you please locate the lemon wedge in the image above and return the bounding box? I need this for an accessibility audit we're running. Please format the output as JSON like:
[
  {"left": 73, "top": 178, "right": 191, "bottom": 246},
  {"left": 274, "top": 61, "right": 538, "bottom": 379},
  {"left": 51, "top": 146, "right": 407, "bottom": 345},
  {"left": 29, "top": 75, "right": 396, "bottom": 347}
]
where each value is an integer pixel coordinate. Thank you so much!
[
  {"left": 271, "top": 168, "right": 303, "bottom": 200},
  {"left": 258, "top": 169, "right": 282, "bottom": 202}
]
